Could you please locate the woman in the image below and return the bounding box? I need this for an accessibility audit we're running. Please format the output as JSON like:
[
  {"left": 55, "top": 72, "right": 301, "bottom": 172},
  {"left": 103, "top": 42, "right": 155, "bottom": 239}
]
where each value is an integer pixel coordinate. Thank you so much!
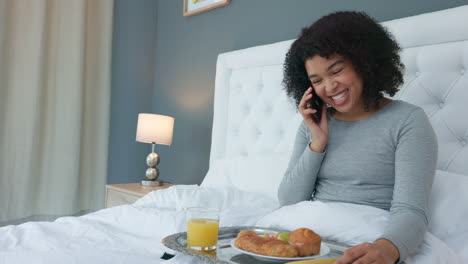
[{"left": 278, "top": 11, "right": 437, "bottom": 264}]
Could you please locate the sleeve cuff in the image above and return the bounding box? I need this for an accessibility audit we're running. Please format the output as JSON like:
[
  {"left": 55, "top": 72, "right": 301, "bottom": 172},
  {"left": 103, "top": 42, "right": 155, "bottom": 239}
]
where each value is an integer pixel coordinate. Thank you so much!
[
  {"left": 377, "top": 234, "right": 409, "bottom": 263},
  {"left": 304, "top": 142, "right": 326, "bottom": 157}
]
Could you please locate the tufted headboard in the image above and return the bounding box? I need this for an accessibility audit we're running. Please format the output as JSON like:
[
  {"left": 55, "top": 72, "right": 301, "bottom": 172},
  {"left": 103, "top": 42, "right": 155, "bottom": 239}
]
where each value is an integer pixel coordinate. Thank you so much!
[
  {"left": 382, "top": 7, "right": 468, "bottom": 175},
  {"left": 204, "top": 5, "right": 468, "bottom": 188}
]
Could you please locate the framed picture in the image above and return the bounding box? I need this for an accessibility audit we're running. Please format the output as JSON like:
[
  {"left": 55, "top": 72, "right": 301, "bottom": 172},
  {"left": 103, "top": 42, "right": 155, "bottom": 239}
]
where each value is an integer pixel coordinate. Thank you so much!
[{"left": 183, "top": 0, "right": 230, "bottom": 17}]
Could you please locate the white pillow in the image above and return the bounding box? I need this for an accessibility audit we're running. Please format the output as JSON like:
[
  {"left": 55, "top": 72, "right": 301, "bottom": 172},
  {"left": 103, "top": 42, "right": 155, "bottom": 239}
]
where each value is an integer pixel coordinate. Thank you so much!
[
  {"left": 256, "top": 201, "right": 389, "bottom": 246},
  {"left": 428, "top": 169, "right": 468, "bottom": 258},
  {"left": 201, "top": 152, "right": 291, "bottom": 201}
]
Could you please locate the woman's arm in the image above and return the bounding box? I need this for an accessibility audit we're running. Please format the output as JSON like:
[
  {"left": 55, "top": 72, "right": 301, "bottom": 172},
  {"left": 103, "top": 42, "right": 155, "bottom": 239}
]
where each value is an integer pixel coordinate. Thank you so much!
[
  {"left": 378, "top": 107, "right": 438, "bottom": 261},
  {"left": 277, "top": 121, "right": 326, "bottom": 205},
  {"left": 336, "top": 108, "right": 438, "bottom": 264}
]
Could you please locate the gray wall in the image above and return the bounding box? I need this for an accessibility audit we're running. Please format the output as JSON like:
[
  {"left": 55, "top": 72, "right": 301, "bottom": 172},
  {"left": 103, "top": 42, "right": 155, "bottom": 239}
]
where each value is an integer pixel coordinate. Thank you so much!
[
  {"left": 108, "top": 0, "right": 467, "bottom": 184},
  {"left": 108, "top": 0, "right": 158, "bottom": 184}
]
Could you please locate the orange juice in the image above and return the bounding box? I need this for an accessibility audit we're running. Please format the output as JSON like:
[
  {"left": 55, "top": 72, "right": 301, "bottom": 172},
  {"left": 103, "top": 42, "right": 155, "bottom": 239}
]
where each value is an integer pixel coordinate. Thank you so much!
[{"left": 187, "top": 218, "right": 219, "bottom": 249}]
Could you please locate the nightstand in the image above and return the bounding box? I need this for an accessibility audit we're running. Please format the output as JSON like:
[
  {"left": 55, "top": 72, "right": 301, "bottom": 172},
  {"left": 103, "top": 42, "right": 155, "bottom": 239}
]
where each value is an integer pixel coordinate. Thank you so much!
[{"left": 105, "top": 182, "right": 174, "bottom": 208}]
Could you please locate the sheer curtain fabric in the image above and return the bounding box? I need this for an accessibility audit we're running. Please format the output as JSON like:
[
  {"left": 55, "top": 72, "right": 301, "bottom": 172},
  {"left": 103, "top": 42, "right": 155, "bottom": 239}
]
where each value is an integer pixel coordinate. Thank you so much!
[{"left": 0, "top": 0, "right": 114, "bottom": 225}]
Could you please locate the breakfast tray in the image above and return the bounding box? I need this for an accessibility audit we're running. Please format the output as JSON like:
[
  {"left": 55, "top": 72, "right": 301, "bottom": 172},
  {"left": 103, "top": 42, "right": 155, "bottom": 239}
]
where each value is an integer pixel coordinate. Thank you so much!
[{"left": 162, "top": 226, "right": 349, "bottom": 264}]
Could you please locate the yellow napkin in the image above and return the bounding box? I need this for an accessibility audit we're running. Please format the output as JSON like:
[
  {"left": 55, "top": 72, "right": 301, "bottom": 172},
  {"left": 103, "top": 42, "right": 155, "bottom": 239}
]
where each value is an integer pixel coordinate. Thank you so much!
[{"left": 285, "top": 258, "right": 337, "bottom": 264}]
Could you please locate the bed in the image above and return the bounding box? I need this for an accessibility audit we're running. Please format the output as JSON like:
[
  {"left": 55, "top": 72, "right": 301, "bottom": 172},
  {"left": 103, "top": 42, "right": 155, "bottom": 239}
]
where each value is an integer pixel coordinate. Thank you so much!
[{"left": 1, "top": 5, "right": 468, "bottom": 264}]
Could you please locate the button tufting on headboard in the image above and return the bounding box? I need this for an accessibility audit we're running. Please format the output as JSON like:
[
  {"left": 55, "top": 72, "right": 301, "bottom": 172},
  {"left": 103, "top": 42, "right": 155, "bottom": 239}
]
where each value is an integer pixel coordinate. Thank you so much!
[{"left": 391, "top": 39, "right": 468, "bottom": 175}]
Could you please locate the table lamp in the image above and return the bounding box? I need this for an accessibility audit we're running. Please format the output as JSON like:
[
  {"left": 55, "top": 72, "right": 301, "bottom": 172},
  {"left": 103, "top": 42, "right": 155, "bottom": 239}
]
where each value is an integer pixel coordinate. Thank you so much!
[{"left": 136, "top": 113, "right": 175, "bottom": 186}]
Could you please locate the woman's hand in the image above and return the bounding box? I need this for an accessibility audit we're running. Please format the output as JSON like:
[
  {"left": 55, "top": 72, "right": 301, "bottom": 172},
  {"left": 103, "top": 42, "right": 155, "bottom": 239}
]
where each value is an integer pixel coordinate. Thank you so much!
[
  {"left": 335, "top": 239, "right": 400, "bottom": 264},
  {"left": 299, "top": 87, "right": 328, "bottom": 152}
]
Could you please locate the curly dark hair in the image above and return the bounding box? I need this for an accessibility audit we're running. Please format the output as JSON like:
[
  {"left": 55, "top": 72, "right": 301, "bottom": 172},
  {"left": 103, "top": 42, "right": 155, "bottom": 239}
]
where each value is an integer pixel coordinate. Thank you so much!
[{"left": 283, "top": 11, "right": 404, "bottom": 111}]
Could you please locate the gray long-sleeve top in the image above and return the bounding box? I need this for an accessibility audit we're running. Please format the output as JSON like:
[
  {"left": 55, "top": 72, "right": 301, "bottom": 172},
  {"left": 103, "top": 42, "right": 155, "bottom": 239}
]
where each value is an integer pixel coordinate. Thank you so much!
[{"left": 278, "top": 100, "right": 438, "bottom": 261}]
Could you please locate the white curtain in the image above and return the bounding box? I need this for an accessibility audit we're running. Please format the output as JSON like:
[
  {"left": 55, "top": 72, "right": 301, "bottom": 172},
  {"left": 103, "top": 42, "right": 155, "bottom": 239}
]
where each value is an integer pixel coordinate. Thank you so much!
[{"left": 0, "top": 0, "right": 114, "bottom": 225}]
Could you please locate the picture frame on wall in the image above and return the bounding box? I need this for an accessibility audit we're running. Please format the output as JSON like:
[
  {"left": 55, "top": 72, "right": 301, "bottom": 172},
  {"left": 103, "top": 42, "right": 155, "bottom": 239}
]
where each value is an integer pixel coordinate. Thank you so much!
[{"left": 183, "top": 0, "right": 230, "bottom": 17}]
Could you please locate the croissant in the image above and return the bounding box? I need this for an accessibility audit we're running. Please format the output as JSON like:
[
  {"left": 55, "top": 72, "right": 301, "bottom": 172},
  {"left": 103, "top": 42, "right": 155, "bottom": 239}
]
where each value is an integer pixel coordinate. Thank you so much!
[
  {"left": 289, "top": 228, "right": 322, "bottom": 256},
  {"left": 235, "top": 230, "right": 298, "bottom": 257}
]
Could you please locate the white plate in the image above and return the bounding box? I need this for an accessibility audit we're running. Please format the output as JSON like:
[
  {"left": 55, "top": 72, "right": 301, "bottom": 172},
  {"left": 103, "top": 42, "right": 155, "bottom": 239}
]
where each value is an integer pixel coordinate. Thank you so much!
[{"left": 230, "top": 239, "right": 330, "bottom": 263}]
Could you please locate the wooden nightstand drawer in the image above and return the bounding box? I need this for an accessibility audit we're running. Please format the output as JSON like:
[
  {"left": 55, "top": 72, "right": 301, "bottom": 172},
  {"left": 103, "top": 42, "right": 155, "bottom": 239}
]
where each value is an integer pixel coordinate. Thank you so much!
[
  {"left": 105, "top": 182, "right": 174, "bottom": 208},
  {"left": 106, "top": 189, "right": 140, "bottom": 208}
]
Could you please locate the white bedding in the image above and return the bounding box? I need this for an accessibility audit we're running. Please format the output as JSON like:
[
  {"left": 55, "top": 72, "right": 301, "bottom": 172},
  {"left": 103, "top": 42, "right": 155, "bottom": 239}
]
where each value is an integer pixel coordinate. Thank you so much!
[
  {"left": 0, "top": 185, "right": 465, "bottom": 264},
  {"left": 0, "top": 186, "right": 277, "bottom": 264}
]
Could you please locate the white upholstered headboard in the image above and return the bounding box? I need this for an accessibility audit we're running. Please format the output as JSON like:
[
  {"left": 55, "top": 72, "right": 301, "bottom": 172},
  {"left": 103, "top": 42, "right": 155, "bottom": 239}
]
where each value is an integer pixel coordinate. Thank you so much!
[{"left": 205, "top": 5, "right": 468, "bottom": 187}]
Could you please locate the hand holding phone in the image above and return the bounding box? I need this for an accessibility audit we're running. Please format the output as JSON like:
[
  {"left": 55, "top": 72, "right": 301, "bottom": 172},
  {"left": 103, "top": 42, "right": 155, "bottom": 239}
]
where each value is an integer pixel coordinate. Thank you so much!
[
  {"left": 299, "top": 87, "right": 328, "bottom": 153},
  {"left": 309, "top": 88, "right": 324, "bottom": 123},
  {"left": 299, "top": 87, "right": 325, "bottom": 124}
]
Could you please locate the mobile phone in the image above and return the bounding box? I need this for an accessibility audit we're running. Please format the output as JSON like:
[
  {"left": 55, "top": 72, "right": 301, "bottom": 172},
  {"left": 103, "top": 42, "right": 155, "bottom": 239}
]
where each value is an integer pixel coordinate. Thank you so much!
[{"left": 309, "top": 88, "right": 323, "bottom": 123}]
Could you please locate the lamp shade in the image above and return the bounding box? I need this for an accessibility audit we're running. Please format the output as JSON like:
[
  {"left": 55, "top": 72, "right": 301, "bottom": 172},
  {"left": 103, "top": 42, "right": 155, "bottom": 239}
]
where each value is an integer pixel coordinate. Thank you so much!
[{"left": 136, "top": 113, "right": 174, "bottom": 145}]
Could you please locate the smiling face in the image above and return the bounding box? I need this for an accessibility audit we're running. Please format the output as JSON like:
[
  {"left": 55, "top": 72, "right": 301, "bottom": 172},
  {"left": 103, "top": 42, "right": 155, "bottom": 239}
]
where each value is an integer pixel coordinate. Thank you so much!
[{"left": 305, "top": 54, "right": 366, "bottom": 119}]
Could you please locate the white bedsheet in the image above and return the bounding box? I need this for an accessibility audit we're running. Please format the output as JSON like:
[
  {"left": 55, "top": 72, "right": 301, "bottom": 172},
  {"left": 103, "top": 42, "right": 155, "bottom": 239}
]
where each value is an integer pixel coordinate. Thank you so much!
[
  {"left": 0, "top": 186, "right": 277, "bottom": 264},
  {"left": 0, "top": 185, "right": 465, "bottom": 264}
]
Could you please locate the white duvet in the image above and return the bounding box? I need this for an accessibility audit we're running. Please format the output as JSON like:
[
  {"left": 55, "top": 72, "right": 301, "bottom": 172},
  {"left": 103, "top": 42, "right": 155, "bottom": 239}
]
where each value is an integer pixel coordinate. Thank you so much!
[{"left": 0, "top": 185, "right": 465, "bottom": 264}]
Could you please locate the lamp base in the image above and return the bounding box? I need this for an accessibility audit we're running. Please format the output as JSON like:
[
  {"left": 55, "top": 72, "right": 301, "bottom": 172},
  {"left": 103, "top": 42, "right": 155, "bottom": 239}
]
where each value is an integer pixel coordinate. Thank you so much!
[{"left": 141, "top": 179, "right": 164, "bottom": 187}]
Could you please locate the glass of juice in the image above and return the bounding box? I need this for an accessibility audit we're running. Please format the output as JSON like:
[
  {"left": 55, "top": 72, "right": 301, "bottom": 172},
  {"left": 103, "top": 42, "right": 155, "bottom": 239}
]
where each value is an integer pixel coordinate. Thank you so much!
[{"left": 186, "top": 207, "right": 220, "bottom": 251}]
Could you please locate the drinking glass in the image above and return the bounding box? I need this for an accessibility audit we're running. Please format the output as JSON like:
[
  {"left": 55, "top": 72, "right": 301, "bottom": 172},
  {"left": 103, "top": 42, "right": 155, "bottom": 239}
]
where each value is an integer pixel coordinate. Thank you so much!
[{"left": 186, "top": 207, "right": 220, "bottom": 251}]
